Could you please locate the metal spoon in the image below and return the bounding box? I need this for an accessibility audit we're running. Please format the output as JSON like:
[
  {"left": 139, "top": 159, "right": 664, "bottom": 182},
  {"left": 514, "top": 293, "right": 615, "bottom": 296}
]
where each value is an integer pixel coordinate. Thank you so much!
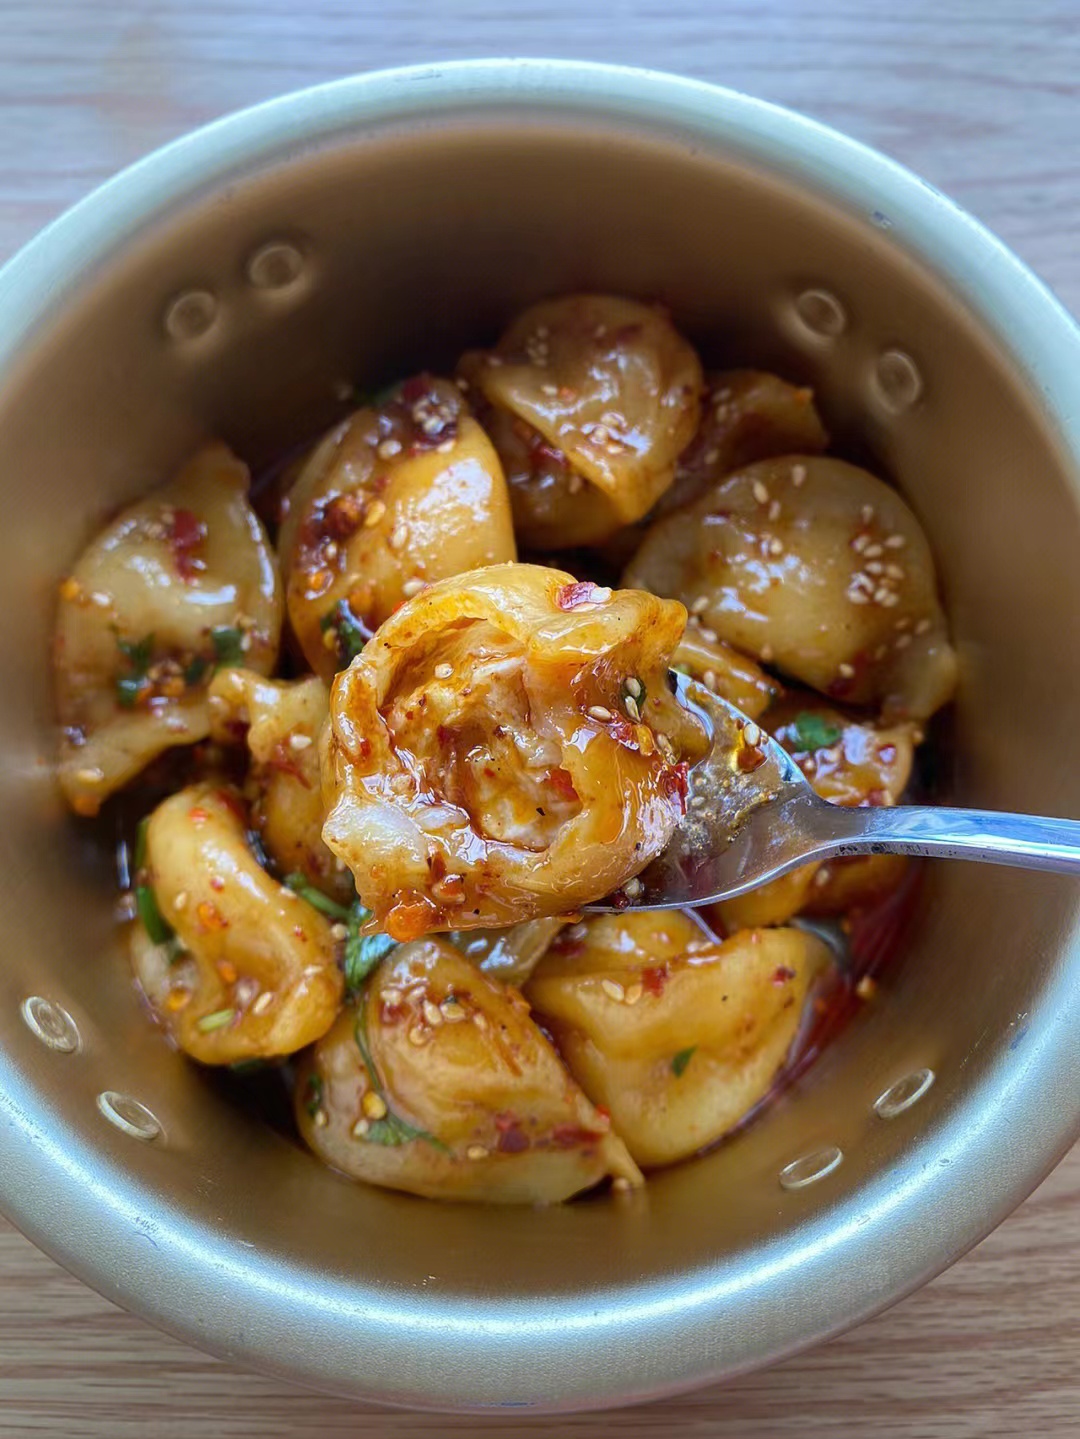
[{"left": 587, "top": 673, "right": 1080, "bottom": 912}]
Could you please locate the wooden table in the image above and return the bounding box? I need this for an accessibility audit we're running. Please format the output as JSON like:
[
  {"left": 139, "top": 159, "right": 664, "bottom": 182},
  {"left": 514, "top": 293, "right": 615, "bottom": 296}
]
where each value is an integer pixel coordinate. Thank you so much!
[{"left": 2, "top": 3, "right": 1079, "bottom": 1433}]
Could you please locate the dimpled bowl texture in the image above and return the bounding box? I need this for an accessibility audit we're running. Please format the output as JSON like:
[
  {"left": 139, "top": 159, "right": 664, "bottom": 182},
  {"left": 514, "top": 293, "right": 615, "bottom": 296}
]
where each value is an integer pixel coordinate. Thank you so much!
[{"left": 0, "top": 61, "right": 1078, "bottom": 1413}]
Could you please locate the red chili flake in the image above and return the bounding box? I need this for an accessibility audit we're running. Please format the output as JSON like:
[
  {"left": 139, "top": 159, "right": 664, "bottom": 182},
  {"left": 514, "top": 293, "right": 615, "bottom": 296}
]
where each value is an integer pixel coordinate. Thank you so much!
[
  {"left": 551, "top": 1124, "right": 602, "bottom": 1150},
  {"left": 494, "top": 1114, "right": 530, "bottom": 1154},
  {"left": 209, "top": 877, "right": 225, "bottom": 892},
  {"left": 641, "top": 964, "right": 668, "bottom": 997},
  {"left": 594, "top": 1104, "right": 611, "bottom": 1122},
  {"left": 827, "top": 675, "right": 857, "bottom": 700},
  {"left": 736, "top": 745, "right": 766, "bottom": 773},
  {"left": 772, "top": 965, "right": 797, "bottom": 986},
  {"left": 661, "top": 761, "right": 690, "bottom": 808},
  {"left": 267, "top": 742, "right": 310, "bottom": 786},
  {"left": 535, "top": 440, "right": 568, "bottom": 467},
  {"left": 168, "top": 508, "right": 208, "bottom": 582},
  {"left": 546, "top": 767, "right": 578, "bottom": 802},
  {"left": 551, "top": 934, "right": 585, "bottom": 958},
  {"left": 188, "top": 807, "right": 210, "bottom": 825},
  {"left": 196, "top": 900, "right": 227, "bottom": 931},
  {"left": 607, "top": 717, "right": 641, "bottom": 750},
  {"left": 322, "top": 492, "right": 365, "bottom": 540},
  {"left": 293, "top": 925, "right": 307, "bottom": 941},
  {"left": 213, "top": 789, "right": 248, "bottom": 825},
  {"left": 555, "top": 580, "right": 607, "bottom": 611},
  {"left": 864, "top": 788, "right": 887, "bottom": 807}
]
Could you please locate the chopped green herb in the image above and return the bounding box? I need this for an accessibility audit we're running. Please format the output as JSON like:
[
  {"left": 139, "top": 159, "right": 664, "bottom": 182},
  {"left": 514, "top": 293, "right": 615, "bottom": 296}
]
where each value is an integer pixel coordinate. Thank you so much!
[
  {"left": 320, "top": 600, "right": 367, "bottom": 669},
  {"left": 196, "top": 1008, "right": 236, "bottom": 1033},
  {"left": 353, "top": 1007, "right": 448, "bottom": 1152},
  {"left": 344, "top": 929, "right": 395, "bottom": 993},
  {"left": 115, "top": 632, "right": 154, "bottom": 707},
  {"left": 184, "top": 654, "right": 209, "bottom": 686},
  {"left": 229, "top": 1058, "right": 268, "bottom": 1075},
  {"left": 304, "top": 1073, "right": 324, "bottom": 1118},
  {"left": 210, "top": 625, "right": 245, "bottom": 668},
  {"left": 671, "top": 1046, "right": 696, "bottom": 1078},
  {"left": 117, "top": 633, "right": 154, "bottom": 671},
  {"left": 792, "top": 711, "right": 842, "bottom": 752},
  {"left": 133, "top": 816, "right": 182, "bottom": 955},
  {"left": 283, "top": 872, "right": 352, "bottom": 922}
]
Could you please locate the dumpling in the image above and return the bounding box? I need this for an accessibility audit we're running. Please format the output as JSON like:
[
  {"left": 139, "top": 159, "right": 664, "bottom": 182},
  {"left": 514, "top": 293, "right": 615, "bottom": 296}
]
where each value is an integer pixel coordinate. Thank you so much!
[
  {"left": 321, "top": 563, "right": 704, "bottom": 940},
  {"left": 208, "top": 668, "right": 351, "bottom": 904},
  {"left": 625, "top": 455, "right": 957, "bottom": 721},
  {"left": 459, "top": 294, "right": 702, "bottom": 547},
  {"left": 54, "top": 443, "right": 283, "bottom": 815},
  {"left": 526, "top": 911, "right": 829, "bottom": 1167},
  {"left": 671, "top": 628, "right": 780, "bottom": 721},
  {"left": 294, "top": 936, "right": 641, "bottom": 1202},
  {"left": 658, "top": 368, "right": 828, "bottom": 516},
  {"left": 710, "top": 695, "right": 916, "bottom": 929},
  {"left": 278, "top": 376, "right": 516, "bottom": 681},
  {"left": 130, "top": 783, "right": 343, "bottom": 1063}
]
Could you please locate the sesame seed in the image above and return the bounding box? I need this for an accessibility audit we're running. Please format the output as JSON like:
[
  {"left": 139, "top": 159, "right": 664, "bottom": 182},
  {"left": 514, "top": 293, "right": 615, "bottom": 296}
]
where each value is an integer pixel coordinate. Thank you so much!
[
  {"left": 752, "top": 480, "right": 770, "bottom": 505},
  {"left": 702, "top": 669, "right": 718, "bottom": 692},
  {"left": 322, "top": 627, "right": 339, "bottom": 651},
  {"left": 880, "top": 591, "right": 901, "bottom": 608},
  {"left": 330, "top": 922, "right": 349, "bottom": 941},
  {"left": 174, "top": 892, "right": 189, "bottom": 912},
  {"left": 90, "top": 591, "right": 112, "bottom": 608},
  {"left": 382, "top": 988, "right": 402, "bottom": 1006},
  {"left": 884, "top": 534, "right": 907, "bottom": 549},
  {"left": 473, "top": 1012, "right": 488, "bottom": 1031},
  {"left": 363, "top": 500, "right": 387, "bottom": 528},
  {"left": 590, "top": 424, "right": 610, "bottom": 444},
  {"left": 624, "top": 982, "right": 644, "bottom": 1006},
  {"left": 895, "top": 634, "right": 912, "bottom": 649},
  {"left": 567, "top": 473, "right": 584, "bottom": 494},
  {"left": 388, "top": 523, "right": 409, "bottom": 551},
  {"left": 362, "top": 1090, "right": 388, "bottom": 1120},
  {"left": 743, "top": 721, "right": 761, "bottom": 747},
  {"left": 851, "top": 573, "right": 873, "bottom": 592},
  {"left": 873, "top": 586, "right": 892, "bottom": 604},
  {"left": 863, "top": 543, "right": 884, "bottom": 559},
  {"left": 690, "top": 595, "right": 709, "bottom": 615},
  {"left": 402, "top": 578, "right": 425, "bottom": 597},
  {"left": 423, "top": 1000, "right": 444, "bottom": 1027},
  {"left": 856, "top": 975, "right": 878, "bottom": 1001},
  {"left": 541, "top": 383, "right": 558, "bottom": 396},
  {"left": 377, "top": 438, "right": 402, "bottom": 460},
  {"left": 625, "top": 677, "right": 644, "bottom": 699},
  {"left": 704, "top": 448, "right": 720, "bottom": 465},
  {"left": 861, "top": 504, "right": 875, "bottom": 524},
  {"left": 313, "top": 1109, "right": 328, "bottom": 1128},
  {"left": 792, "top": 464, "right": 807, "bottom": 486},
  {"left": 434, "top": 662, "right": 453, "bottom": 680},
  {"left": 852, "top": 534, "right": 869, "bottom": 553},
  {"left": 75, "top": 766, "right": 104, "bottom": 785},
  {"left": 767, "top": 537, "right": 784, "bottom": 556},
  {"left": 407, "top": 1026, "right": 428, "bottom": 1046},
  {"left": 885, "top": 563, "right": 905, "bottom": 580},
  {"left": 849, "top": 590, "right": 870, "bottom": 605},
  {"left": 436, "top": 439, "right": 455, "bottom": 453},
  {"left": 323, "top": 541, "right": 339, "bottom": 562},
  {"left": 624, "top": 695, "right": 641, "bottom": 722},
  {"left": 813, "top": 868, "right": 831, "bottom": 888},
  {"left": 838, "top": 662, "right": 855, "bottom": 678},
  {"left": 601, "top": 978, "right": 626, "bottom": 1002},
  {"left": 289, "top": 733, "right": 313, "bottom": 751},
  {"left": 895, "top": 617, "right": 912, "bottom": 631},
  {"left": 352, "top": 1118, "right": 370, "bottom": 1138},
  {"left": 624, "top": 876, "right": 643, "bottom": 898},
  {"left": 466, "top": 1144, "right": 489, "bottom": 1161},
  {"left": 588, "top": 705, "right": 613, "bottom": 722},
  {"left": 697, "top": 626, "right": 718, "bottom": 644},
  {"left": 915, "top": 617, "right": 933, "bottom": 634},
  {"left": 865, "top": 560, "right": 884, "bottom": 576},
  {"left": 656, "top": 733, "right": 678, "bottom": 764},
  {"left": 760, "top": 643, "right": 774, "bottom": 662},
  {"left": 612, "top": 1176, "right": 632, "bottom": 1193},
  {"left": 768, "top": 499, "right": 781, "bottom": 521},
  {"left": 441, "top": 998, "right": 467, "bottom": 1022}
]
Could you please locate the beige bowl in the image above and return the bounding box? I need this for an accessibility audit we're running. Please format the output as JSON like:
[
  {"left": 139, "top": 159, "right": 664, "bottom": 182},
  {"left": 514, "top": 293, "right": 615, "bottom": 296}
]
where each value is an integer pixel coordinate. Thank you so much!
[{"left": 0, "top": 60, "right": 1078, "bottom": 1411}]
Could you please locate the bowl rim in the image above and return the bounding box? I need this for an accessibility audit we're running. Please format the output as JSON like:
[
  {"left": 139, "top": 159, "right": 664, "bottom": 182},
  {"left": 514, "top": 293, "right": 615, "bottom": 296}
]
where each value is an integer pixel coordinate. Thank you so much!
[{"left": 1, "top": 58, "right": 1079, "bottom": 1412}]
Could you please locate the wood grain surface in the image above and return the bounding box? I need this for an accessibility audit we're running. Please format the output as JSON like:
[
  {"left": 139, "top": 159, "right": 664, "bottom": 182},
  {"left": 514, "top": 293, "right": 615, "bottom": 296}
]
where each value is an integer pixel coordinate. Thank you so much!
[{"left": 2, "top": 2, "right": 1079, "bottom": 1434}]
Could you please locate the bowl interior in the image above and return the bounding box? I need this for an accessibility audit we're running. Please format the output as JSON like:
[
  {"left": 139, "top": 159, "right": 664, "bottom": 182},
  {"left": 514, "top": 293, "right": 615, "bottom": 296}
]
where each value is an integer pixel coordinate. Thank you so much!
[{"left": 0, "top": 74, "right": 1078, "bottom": 1408}]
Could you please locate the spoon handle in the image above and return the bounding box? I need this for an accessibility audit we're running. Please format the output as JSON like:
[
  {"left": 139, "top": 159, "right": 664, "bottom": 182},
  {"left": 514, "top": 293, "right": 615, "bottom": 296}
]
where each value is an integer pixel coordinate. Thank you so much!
[{"left": 818, "top": 803, "right": 1080, "bottom": 875}]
